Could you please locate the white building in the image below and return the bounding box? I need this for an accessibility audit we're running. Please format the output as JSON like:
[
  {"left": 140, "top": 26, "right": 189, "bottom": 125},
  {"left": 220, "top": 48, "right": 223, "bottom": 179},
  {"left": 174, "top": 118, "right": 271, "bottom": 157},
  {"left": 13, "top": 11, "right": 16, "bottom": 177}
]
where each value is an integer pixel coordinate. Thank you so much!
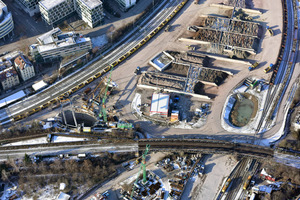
[
  {"left": 38, "top": 0, "right": 103, "bottom": 28},
  {"left": 39, "top": 0, "right": 75, "bottom": 25},
  {"left": 114, "top": 0, "right": 136, "bottom": 11},
  {"left": 14, "top": 55, "right": 35, "bottom": 81},
  {"left": 150, "top": 93, "right": 170, "bottom": 117},
  {"left": 30, "top": 28, "right": 92, "bottom": 62},
  {"left": 75, "top": 0, "right": 104, "bottom": 28},
  {"left": 15, "top": 0, "right": 40, "bottom": 16},
  {"left": 0, "top": 0, "right": 14, "bottom": 40},
  {"left": 0, "top": 61, "right": 20, "bottom": 90}
]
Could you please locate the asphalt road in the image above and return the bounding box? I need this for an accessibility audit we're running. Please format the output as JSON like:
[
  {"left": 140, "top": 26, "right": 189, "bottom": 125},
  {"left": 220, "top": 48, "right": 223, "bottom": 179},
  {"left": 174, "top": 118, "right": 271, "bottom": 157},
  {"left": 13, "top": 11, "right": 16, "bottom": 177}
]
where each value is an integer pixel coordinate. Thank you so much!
[{"left": 0, "top": 142, "right": 138, "bottom": 161}]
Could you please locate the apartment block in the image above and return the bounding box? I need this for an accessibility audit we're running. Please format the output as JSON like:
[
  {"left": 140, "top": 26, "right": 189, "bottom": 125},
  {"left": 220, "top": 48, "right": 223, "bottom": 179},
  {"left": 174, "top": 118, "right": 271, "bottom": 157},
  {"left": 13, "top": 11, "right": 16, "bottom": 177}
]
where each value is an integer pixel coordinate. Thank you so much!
[
  {"left": 0, "top": 0, "right": 14, "bottom": 40},
  {"left": 114, "top": 0, "right": 136, "bottom": 11},
  {"left": 75, "top": 0, "right": 103, "bottom": 28},
  {"left": 30, "top": 27, "right": 92, "bottom": 62},
  {"left": 15, "top": 0, "right": 40, "bottom": 16},
  {"left": 14, "top": 55, "right": 35, "bottom": 82},
  {"left": 0, "top": 61, "right": 20, "bottom": 90},
  {"left": 39, "top": 0, "right": 75, "bottom": 25}
]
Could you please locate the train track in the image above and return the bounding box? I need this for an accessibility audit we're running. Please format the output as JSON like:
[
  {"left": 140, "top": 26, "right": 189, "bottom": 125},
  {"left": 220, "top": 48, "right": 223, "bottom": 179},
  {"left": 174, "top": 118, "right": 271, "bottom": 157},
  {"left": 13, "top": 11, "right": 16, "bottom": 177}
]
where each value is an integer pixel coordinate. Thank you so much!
[
  {"left": 0, "top": 0, "right": 188, "bottom": 125},
  {"left": 138, "top": 139, "right": 274, "bottom": 158},
  {"left": 255, "top": 0, "right": 298, "bottom": 135}
]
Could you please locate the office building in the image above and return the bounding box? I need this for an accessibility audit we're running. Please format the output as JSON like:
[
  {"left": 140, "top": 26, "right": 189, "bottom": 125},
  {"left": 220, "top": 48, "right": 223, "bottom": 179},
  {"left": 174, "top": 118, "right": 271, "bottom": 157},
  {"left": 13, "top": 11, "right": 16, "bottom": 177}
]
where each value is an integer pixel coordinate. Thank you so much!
[
  {"left": 114, "top": 0, "right": 136, "bottom": 11},
  {"left": 0, "top": 0, "right": 14, "bottom": 40},
  {"left": 75, "top": 0, "right": 103, "bottom": 28},
  {"left": 39, "top": 0, "right": 75, "bottom": 25},
  {"left": 15, "top": 0, "right": 40, "bottom": 16},
  {"left": 30, "top": 28, "right": 92, "bottom": 62}
]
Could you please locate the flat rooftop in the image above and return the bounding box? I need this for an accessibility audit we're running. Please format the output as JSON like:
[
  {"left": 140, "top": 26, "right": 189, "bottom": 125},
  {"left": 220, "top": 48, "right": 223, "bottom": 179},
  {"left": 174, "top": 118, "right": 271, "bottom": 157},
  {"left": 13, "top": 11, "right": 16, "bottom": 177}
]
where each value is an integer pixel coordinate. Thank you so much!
[
  {"left": 150, "top": 93, "right": 170, "bottom": 116},
  {"left": 39, "top": 0, "right": 67, "bottom": 10},
  {"left": 80, "top": 0, "right": 102, "bottom": 9}
]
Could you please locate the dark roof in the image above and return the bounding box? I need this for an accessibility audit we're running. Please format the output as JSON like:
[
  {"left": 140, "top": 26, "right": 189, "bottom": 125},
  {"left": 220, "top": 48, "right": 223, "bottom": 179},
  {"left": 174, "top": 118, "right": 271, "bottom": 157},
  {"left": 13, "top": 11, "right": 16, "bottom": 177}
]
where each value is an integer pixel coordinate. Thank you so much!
[
  {"left": 0, "top": 66, "right": 18, "bottom": 81},
  {"left": 14, "top": 55, "right": 31, "bottom": 70}
]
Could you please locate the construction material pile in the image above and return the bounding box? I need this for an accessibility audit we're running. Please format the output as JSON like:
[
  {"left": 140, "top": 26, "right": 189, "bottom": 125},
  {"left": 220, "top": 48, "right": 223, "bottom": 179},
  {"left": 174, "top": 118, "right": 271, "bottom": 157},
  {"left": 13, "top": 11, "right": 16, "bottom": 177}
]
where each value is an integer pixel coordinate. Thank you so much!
[
  {"left": 221, "top": 32, "right": 258, "bottom": 50},
  {"left": 139, "top": 72, "right": 186, "bottom": 91},
  {"left": 198, "top": 16, "right": 230, "bottom": 30},
  {"left": 229, "top": 20, "right": 259, "bottom": 36},
  {"left": 227, "top": 0, "right": 246, "bottom": 8},
  {"left": 198, "top": 68, "right": 228, "bottom": 85},
  {"left": 193, "top": 28, "right": 222, "bottom": 43},
  {"left": 190, "top": 16, "right": 261, "bottom": 52}
]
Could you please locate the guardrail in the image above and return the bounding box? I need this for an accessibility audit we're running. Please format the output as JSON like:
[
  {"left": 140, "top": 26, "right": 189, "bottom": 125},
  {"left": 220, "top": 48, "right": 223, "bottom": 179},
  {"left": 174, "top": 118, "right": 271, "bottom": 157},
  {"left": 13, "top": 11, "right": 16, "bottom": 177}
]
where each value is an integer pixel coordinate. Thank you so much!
[{"left": 12, "top": 0, "right": 188, "bottom": 123}]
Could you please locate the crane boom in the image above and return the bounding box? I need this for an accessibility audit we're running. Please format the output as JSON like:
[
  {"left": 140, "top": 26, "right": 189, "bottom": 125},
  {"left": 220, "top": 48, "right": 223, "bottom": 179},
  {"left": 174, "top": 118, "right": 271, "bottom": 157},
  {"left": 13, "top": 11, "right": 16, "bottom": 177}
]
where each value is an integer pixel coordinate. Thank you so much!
[{"left": 99, "top": 66, "right": 113, "bottom": 122}]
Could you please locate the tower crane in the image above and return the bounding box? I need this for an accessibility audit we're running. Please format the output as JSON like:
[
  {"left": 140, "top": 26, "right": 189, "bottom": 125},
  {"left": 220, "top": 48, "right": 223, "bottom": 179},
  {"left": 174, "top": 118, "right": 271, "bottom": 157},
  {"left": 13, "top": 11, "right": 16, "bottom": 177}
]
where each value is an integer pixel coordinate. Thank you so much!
[
  {"left": 99, "top": 65, "right": 113, "bottom": 123},
  {"left": 130, "top": 144, "right": 150, "bottom": 199}
]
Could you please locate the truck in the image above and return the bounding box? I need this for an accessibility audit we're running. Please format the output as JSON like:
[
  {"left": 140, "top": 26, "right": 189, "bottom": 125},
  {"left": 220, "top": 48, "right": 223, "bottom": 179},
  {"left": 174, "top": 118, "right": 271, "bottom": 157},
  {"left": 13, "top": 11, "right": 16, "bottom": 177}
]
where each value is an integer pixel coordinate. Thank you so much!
[
  {"left": 264, "top": 63, "right": 273, "bottom": 73},
  {"left": 248, "top": 62, "right": 259, "bottom": 71},
  {"left": 266, "top": 26, "right": 274, "bottom": 36}
]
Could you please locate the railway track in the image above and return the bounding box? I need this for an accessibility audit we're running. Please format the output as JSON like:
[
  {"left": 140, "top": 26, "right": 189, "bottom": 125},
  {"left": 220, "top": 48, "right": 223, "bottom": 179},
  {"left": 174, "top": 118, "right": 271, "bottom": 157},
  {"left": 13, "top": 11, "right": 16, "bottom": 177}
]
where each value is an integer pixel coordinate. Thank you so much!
[
  {"left": 138, "top": 139, "right": 274, "bottom": 158},
  {"left": 255, "top": 0, "right": 298, "bottom": 136}
]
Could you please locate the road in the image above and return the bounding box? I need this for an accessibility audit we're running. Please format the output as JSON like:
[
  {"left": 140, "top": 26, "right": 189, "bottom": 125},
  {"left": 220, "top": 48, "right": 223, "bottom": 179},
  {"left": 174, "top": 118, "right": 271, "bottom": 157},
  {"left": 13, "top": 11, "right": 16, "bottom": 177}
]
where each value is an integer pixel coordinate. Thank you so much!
[{"left": 0, "top": 142, "right": 138, "bottom": 161}]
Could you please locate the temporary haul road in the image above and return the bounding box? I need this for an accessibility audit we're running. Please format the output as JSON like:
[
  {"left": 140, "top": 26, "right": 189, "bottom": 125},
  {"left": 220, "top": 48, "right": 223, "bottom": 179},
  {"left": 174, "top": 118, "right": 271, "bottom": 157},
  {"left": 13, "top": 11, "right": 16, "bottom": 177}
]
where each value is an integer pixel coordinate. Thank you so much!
[
  {"left": 0, "top": 0, "right": 187, "bottom": 124},
  {"left": 0, "top": 0, "right": 299, "bottom": 143}
]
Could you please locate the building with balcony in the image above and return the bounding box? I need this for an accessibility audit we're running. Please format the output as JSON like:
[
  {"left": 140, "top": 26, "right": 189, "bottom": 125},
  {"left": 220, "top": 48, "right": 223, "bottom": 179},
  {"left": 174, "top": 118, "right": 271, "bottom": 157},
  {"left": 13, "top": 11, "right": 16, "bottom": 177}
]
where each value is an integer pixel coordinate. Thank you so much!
[
  {"left": 30, "top": 27, "right": 92, "bottom": 62},
  {"left": 15, "top": 0, "right": 40, "bottom": 17},
  {"left": 0, "top": 0, "right": 14, "bottom": 40},
  {"left": 75, "top": 0, "right": 103, "bottom": 28},
  {"left": 39, "top": 0, "right": 75, "bottom": 25},
  {"left": 114, "top": 0, "right": 136, "bottom": 11},
  {"left": 14, "top": 55, "right": 35, "bottom": 82},
  {"left": 0, "top": 61, "right": 20, "bottom": 90}
]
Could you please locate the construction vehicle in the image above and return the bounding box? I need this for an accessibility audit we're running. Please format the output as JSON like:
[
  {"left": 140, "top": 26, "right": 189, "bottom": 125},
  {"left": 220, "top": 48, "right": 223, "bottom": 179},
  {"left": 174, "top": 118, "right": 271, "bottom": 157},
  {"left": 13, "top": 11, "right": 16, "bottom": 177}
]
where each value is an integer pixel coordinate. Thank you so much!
[
  {"left": 266, "top": 26, "right": 274, "bottom": 36},
  {"left": 131, "top": 144, "right": 150, "bottom": 199},
  {"left": 187, "top": 45, "right": 196, "bottom": 50},
  {"left": 248, "top": 62, "right": 259, "bottom": 71},
  {"left": 165, "top": 25, "right": 170, "bottom": 32},
  {"left": 250, "top": 80, "right": 258, "bottom": 88},
  {"left": 134, "top": 66, "right": 141, "bottom": 75},
  {"left": 222, "top": 178, "right": 231, "bottom": 192},
  {"left": 264, "top": 63, "right": 273, "bottom": 73},
  {"left": 243, "top": 175, "right": 252, "bottom": 190}
]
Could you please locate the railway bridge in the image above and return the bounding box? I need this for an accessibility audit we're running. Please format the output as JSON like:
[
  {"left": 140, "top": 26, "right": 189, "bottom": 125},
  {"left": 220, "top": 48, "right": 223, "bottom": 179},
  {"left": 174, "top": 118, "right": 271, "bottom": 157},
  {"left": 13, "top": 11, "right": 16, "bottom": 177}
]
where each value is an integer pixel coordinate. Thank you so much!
[{"left": 138, "top": 139, "right": 274, "bottom": 158}]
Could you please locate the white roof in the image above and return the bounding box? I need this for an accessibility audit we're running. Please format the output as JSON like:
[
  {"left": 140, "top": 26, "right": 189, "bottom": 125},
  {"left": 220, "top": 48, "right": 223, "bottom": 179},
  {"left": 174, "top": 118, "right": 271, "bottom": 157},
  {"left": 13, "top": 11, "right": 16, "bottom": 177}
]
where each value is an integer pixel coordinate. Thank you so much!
[
  {"left": 39, "top": 0, "right": 67, "bottom": 10},
  {"left": 79, "top": 0, "right": 102, "bottom": 9},
  {"left": 150, "top": 93, "right": 170, "bottom": 115},
  {"left": 57, "top": 192, "right": 70, "bottom": 200},
  {"left": 59, "top": 183, "right": 66, "bottom": 190},
  {"left": 0, "top": 90, "right": 25, "bottom": 108},
  {"left": 32, "top": 80, "right": 48, "bottom": 91},
  {"left": 37, "top": 28, "right": 61, "bottom": 45}
]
